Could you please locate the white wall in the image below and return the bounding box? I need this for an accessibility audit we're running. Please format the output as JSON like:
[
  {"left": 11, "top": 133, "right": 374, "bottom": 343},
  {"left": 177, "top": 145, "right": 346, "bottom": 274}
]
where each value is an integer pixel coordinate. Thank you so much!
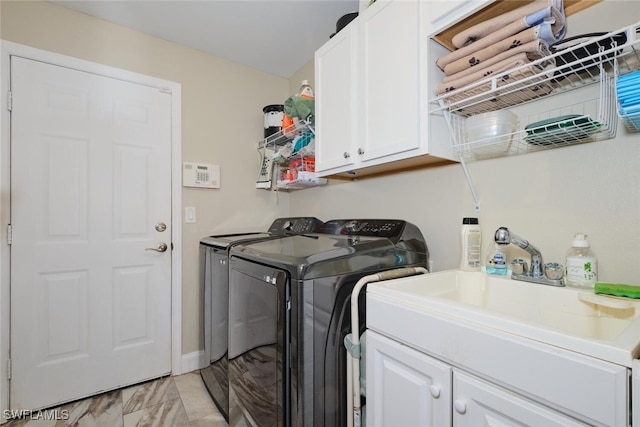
[{"left": 290, "top": 135, "right": 640, "bottom": 283}]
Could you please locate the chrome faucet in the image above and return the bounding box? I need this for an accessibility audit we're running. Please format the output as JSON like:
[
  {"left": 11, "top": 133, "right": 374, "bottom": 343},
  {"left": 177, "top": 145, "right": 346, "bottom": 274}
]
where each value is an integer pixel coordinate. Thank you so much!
[{"left": 494, "top": 227, "right": 564, "bottom": 287}]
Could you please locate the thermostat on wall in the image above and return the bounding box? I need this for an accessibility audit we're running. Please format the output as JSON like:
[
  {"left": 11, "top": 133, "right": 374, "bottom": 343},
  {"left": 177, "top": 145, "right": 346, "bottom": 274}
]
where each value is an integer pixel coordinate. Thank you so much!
[{"left": 183, "top": 162, "right": 220, "bottom": 188}]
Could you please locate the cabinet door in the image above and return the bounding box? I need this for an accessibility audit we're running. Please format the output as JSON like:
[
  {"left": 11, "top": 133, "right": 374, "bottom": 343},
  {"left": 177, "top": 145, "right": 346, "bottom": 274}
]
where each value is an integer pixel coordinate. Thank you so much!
[
  {"left": 359, "top": 0, "right": 421, "bottom": 163},
  {"left": 453, "top": 371, "right": 585, "bottom": 427},
  {"left": 366, "top": 331, "right": 452, "bottom": 427},
  {"left": 314, "top": 20, "right": 358, "bottom": 173}
]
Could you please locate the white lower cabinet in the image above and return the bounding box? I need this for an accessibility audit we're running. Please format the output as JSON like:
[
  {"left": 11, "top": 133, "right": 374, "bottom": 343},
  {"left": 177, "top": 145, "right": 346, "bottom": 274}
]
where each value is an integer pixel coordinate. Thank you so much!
[
  {"left": 366, "top": 330, "right": 586, "bottom": 427},
  {"left": 366, "top": 331, "right": 451, "bottom": 427}
]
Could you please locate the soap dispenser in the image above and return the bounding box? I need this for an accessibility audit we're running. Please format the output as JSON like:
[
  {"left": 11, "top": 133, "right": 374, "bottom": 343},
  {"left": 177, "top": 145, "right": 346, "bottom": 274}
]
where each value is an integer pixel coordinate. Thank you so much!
[
  {"left": 486, "top": 241, "right": 508, "bottom": 275},
  {"left": 565, "top": 233, "right": 597, "bottom": 288}
]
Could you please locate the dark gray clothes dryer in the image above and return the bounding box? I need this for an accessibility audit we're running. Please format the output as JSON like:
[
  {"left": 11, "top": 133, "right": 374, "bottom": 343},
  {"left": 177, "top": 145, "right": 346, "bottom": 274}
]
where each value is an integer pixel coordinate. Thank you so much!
[
  {"left": 199, "top": 217, "right": 323, "bottom": 421},
  {"left": 227, "top": 219, "right": 428, "bottom": 427}
]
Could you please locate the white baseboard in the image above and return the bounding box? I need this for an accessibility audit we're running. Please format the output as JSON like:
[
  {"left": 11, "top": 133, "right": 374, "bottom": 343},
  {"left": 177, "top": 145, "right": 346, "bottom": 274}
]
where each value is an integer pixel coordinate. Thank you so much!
[{"left": 179, "top": 350, "right": 206, "bottom": 375}]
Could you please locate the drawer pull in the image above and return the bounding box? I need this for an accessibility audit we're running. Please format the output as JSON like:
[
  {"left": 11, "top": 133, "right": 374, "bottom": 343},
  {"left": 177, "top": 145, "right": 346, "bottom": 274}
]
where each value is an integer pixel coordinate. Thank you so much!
[
  {"left": 429, "top": 384, "right": 441, "bottom": 399},
  {"left": 454, "top": 399, "right": 467, "bottom": 414}
]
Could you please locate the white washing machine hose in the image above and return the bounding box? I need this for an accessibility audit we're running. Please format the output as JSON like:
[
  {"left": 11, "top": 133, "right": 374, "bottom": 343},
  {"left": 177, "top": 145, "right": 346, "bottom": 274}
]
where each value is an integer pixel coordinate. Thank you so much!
[{"left": 345, "top": 266, "right": 429, "bottom": 427}]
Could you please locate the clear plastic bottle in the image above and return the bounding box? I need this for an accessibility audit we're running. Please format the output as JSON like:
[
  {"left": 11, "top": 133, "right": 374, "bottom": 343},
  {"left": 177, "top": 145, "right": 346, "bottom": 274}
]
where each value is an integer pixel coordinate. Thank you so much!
[
  {"left": 460, "top": 218, "right": 481, "bottom": 271},
  {"left": 486, "top": 241, "right": 508, "bottom": 275},
  {"left": 297, "top": 80, "right": 314, "bottom": 99},
  {"left": 565, "top": 233, "right": 597, "bottom": 288}
]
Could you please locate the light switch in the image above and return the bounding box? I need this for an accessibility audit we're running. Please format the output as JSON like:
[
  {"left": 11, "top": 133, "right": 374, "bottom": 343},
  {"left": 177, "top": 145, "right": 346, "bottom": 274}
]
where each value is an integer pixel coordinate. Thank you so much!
[{"left": 185, "top": 207, "right": 196, "bottom": 224}]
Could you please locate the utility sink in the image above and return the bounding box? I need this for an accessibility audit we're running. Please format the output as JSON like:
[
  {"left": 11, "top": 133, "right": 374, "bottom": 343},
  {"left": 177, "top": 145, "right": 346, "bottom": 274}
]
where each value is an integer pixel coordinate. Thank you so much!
[{"left": 370, "top": 270, "right": 640, "bottom": 366}]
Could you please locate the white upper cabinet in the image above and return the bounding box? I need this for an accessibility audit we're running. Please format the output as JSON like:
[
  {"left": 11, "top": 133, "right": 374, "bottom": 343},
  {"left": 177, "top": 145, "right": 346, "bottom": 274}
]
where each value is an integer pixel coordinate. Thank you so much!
[
  {"left": 359, "top": 0, "right": 421, "bottom": 162},
  {"left": 315, "top": 0, "right": 457, "bottom": 179},
  {"left": 314, "top": 19, "right": 359, "bottom": 173}
]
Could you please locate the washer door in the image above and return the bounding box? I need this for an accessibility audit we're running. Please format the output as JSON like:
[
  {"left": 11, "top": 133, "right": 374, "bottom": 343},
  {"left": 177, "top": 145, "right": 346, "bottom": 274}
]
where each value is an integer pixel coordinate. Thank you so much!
[{"left": 228, "top": 257, "right": 289, "bottom": 427}]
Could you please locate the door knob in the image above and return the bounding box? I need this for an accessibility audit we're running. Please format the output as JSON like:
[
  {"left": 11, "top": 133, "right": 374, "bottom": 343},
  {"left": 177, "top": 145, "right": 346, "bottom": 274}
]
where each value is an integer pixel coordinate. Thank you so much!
[
  {"left": 357, "top": 148, "right": 365, "bottom": 155},
  {"left": 146, "top": 242, "right": 168, "bottom": 252},
  {"left": 155, "top": 222, "right": 167, "bottom": 232},
  {"left": 343, "top": 152, "right": 350, "bottom": 158}
]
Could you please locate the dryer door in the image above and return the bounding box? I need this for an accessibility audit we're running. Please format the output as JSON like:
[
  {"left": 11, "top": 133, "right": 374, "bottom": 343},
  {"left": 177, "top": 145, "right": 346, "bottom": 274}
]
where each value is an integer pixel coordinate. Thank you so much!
[{"left": 228, "top": 257, "right": 289, "bottom": 427}]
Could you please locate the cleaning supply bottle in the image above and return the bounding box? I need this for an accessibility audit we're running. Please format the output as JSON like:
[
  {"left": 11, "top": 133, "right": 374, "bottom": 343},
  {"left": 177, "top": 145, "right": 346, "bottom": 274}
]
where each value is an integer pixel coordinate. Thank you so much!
[
  {"left": 460, "top": 217, "right": 481, "bottom": 271},
  {"left": 283, "top": 80, "right": 314, "bottom": 134},
  {"left": 486, "top": 242, "right": 508, "bottom": 275},
  {"left": 565, "top": 233, "right": 597, "bottom": 288},
  {"left": 297, "top": 80, "right": 314, "bottom": 99}
]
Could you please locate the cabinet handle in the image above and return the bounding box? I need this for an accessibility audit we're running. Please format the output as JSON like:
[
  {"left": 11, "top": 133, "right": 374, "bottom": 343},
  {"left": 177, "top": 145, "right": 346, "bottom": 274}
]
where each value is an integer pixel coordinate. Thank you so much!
[
  {"left": 357, "top": 148, "right": 365, "bottom": 155},
  {"left": 454, "top": 399, "right": 467, "bottom": 414},
  {"left": 343, "top": 152, "right": 350, "bottom": 159},
  {"left": 429, "top": 384, "right": 441, "bottom": 399}
]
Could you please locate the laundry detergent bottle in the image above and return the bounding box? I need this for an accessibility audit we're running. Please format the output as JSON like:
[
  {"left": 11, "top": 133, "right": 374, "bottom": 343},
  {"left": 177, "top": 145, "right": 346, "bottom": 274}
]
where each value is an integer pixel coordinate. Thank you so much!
[
  {"left": 460, "top": 217, "right": 481, "bottom": 271},
  {"left": 565, "top": 233, "right": 597, "bottom": 288},
  {"left": 297, "top": 79, "right": 314, "bottom": 99}
]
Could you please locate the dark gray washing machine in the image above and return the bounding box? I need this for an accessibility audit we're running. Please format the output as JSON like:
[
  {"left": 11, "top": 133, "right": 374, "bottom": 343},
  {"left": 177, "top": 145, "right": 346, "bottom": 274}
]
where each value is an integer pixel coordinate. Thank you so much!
[
  {"left": 227, "top": 219, "right": 428, "bottom": 427},
  {"left": 199, "top": 217, "right": 324, "bottom": 421}
]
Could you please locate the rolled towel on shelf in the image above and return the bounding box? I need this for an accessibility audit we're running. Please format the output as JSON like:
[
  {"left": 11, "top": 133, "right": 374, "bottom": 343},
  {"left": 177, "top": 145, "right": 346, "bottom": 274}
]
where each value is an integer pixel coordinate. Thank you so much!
[
  {"left": 443, "top": 35, "right": 552, "bottom": 77},
  {"left": 436, "top": 52, "right": 553, "bottom": 95},
  {"left": 436, "top": 54, "right": 556, "bottom": 116},
  {"left": 436, "top": 0, "right": 566, "bottom": 72},
  {"left": 451, "top": 0, "right": 566, "bottom": 49}
]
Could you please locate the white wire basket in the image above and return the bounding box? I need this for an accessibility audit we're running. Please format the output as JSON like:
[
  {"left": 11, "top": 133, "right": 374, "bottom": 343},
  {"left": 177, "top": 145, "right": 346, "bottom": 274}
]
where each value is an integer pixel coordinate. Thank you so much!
[{"left": 431, "top": 22, "right": 640, "bottom": 161}]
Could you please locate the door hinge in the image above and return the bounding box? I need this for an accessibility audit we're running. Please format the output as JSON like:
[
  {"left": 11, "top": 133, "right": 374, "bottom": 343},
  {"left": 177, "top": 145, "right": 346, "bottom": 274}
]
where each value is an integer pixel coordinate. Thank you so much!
[
  {"left": 7, "top": 90, "right": 12, "bottom": 111},
  {"left": 7, "top": 358, "right": 11, "bottom": 380},
  {"left": 7, "top": 224, "right": 12, "bottom": 245}
]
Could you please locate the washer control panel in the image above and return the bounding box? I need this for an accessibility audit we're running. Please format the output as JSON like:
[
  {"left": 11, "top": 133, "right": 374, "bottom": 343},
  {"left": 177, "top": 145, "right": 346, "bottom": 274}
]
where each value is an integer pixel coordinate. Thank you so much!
[
  {"left": 268, "top": 217, "right": 324, "bottom": 234},
  {"left": 318, "top": 219, "right": 406, "bottom": 238}
]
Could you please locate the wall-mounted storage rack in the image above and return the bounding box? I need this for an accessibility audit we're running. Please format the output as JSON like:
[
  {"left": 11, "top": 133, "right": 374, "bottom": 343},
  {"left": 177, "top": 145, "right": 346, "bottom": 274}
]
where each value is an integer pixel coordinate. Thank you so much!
[
  {"left": 256, "top": 117, "right": 327, "bottom": 191},
  {"left": 431, "top": 22, "right": 640, "bottom": 161},
  {"left": 429, "top": 22, "right": 640, "bottom": 211}
]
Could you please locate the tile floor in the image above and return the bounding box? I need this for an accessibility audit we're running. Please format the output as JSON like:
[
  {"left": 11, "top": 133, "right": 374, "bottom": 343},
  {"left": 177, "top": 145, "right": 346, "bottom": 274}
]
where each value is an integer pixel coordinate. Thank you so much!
[{"left": 3, "top": 372, "right": 228, "bottom": 427}]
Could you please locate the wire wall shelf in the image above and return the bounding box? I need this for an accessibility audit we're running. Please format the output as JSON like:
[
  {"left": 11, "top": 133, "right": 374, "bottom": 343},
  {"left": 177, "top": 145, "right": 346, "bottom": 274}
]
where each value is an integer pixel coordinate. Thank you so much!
[
  {"left": 431, "top": 22, "right": 640, "bottom": 163},
  {"left": 256, "top": 117, "right": 327, "bottom": 191}
]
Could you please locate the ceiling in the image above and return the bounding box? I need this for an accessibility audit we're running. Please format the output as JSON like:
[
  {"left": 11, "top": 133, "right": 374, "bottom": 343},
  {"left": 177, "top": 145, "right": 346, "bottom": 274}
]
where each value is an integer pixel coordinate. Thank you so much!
[{"left": 50, "top": 0, "right": 360, "bottom": 78}]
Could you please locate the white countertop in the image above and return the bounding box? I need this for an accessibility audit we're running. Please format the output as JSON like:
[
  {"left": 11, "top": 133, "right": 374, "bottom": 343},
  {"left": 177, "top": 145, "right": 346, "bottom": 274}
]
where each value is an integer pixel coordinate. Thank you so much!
[{"left": 368, "top": 270, "right": 640, "bottom": 367}]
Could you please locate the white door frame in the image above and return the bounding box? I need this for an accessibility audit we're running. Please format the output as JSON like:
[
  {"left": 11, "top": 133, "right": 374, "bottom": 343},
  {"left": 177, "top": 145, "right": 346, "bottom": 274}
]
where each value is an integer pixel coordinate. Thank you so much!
[{"left": 0, "top": 40, "right": 183, "bottom": 415}]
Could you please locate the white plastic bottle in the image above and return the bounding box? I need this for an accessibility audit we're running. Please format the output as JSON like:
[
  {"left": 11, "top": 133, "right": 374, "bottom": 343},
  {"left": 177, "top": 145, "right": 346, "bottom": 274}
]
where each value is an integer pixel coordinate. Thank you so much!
[
  {"left": 565, "top": 233, "right": 598, "bottom": 288},
  {"left": 460, "top": 218, "right": 481, "bottom": 271},
  {"left": 297, "top": 80, "right": 314, "bottom": 99}
]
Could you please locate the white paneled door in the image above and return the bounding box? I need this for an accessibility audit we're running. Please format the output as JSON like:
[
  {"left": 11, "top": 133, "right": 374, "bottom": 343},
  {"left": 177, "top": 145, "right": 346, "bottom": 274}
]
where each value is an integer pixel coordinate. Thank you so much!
[{"left": 10, "top": 56, "right": 172, "bottom": 410}]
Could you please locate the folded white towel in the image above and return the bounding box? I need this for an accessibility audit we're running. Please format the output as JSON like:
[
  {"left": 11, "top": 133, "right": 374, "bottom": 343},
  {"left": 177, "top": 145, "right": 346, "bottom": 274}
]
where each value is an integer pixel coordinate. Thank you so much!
[{"left": 443, "top": 34, "right": 552, "bottom": 78}]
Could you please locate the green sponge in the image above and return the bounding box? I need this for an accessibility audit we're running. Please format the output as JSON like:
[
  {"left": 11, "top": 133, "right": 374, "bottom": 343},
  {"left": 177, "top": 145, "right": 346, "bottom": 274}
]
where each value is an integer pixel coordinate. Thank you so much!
[{"left": 594, "top": 282, "right": 640, "bottom": 299}]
